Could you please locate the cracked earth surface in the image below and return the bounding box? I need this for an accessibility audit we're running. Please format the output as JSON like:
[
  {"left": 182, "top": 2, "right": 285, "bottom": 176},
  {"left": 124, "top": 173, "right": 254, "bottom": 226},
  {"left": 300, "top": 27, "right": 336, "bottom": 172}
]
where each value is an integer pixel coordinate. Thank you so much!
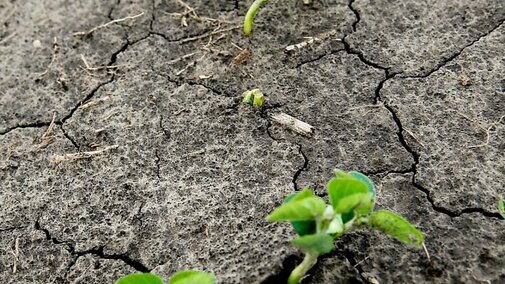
[{"left": 1, "top": 0, "right": 504, "bottom": 283}]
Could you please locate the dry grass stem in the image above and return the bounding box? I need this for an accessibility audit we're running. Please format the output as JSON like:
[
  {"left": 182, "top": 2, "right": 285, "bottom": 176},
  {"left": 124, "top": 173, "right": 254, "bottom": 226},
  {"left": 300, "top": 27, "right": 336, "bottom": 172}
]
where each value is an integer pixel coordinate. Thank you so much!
[
  {"left": 11, "top": 237, "right": 20, "bottom": 273},
  {"left": 52, "top": 145, "right": 119, "bottom": 164},
  {"left": 285, "top": 29, "right": 337, "bottom": 53},
  {"left": 0, "top": 32, "right": 17, "bottom": 44},
  {"left": 73, "top": 12, "right": 144, "bottom": 37},
  {"left": 403, "top": 128, "right": 425, "bottom": 148},
  {"left": 80, "top": 96, "right": 110, "bottom": 110},
  {"left": 459, "top": 113, "right": 505, "bottom": 148},
  {"left": 35, "top": 37, "right": 59, "bottom": 77},
  {"left": 37, "top": 113, "right": 57, "bottom": 149}
]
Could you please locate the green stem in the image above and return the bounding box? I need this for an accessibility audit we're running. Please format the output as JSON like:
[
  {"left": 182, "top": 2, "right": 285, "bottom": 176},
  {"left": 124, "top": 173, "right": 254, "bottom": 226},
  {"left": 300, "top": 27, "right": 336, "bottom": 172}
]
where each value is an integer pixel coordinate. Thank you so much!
[
  {"left": 287, "top": 253, "right": 318, "bottom": 284},
  {"left": 243, "top": 0, "right": 269, "bottom": 36}
]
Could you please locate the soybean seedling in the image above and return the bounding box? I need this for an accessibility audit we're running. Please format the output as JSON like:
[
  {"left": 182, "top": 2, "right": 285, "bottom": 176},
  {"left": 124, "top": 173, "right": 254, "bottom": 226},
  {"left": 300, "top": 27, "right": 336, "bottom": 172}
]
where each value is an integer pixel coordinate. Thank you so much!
[
  {"left": 244, "top": 0, "right": 312, "bottom": 36},
  {"left": 267, "top": 169, "right": 424, "bottom": 284},
  {"left": 116, "top": 270, "right": 215, "bottom": 284},
  {"left": 242, "top": 88, "right": 265, "bottom": 107},
  {"left": 499, "top": 196, "right": 505, "bottom": 219}
]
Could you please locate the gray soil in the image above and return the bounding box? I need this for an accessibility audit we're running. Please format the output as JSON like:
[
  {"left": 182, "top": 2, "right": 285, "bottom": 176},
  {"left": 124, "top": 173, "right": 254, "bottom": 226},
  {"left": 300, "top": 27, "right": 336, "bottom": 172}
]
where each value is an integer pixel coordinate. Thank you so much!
[{"left": 1, "top": 0, "right": 504, "bottom": 283}]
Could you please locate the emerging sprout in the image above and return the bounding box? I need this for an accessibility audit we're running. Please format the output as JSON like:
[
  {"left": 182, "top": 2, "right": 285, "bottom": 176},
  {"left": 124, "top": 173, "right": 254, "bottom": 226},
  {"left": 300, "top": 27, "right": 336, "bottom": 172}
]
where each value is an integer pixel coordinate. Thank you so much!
[
  {"left": 244, "top": 0, "right": 312, "bottom": 36},
  {"left": 242, "top": 88, "right": 264, "bottom": 107}
]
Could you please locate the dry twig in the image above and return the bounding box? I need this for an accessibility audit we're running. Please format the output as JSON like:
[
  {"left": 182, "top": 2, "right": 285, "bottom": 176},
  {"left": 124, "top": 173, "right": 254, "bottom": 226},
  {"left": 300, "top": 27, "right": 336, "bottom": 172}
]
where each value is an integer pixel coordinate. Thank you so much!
[
  {"left": 11, "top": 237, "right": 20, "bottom": 273},
  {"left": 459, "top": 113, "right": 505, "bottom": 148},
  {"left": 73, "top": 12, "right": 144, "bottom": 37},
  {"left": 37, "top": 113, "right": 57, "bottom": 149},
  {"left": 51, "top": 145, "right": 119, "bottom": 164},
  {"left": 34, "top": 37, "right": 59, "bottom": 77},
  {"left": 285, "top": 29, "right": 338, "bottom": 53},
  {"left": 403, "top": 127, "right": 425, "bottom": 148}
]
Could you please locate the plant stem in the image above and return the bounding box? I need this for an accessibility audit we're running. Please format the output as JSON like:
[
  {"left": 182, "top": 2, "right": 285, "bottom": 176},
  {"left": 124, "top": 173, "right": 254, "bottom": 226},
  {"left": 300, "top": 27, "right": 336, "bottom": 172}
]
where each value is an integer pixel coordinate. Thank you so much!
[
  {"left": 243, "top": 0, "right": 269, "bottom": 36},
  {"left": 287, "top": 252, "right": 318, "bottom": 284}
]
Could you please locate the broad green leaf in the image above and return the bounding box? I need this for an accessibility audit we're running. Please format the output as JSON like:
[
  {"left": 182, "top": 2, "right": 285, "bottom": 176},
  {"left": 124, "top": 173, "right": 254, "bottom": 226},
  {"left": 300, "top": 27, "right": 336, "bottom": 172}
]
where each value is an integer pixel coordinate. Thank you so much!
[
  {"left": 116, "top": 273, "right": 164, "bottom": 284},
  {"left": 284, "top": 188, "right": 315, "bottom": 203},
  {"left": 327, "top": 178, "right": 371, "bottom": 213},
  {"left": 292, "top": 233, "right": 334, "bottom": 254},
  {"left": 170, "top": 270, "right": 215, "bottom": 284},
  {"left": 499, "top": 197, "right": 505, "bottom": 219},
  {"left": 369, "top": 210, "right": 424, "bottom": 247},
  {"left": 284, "top": 189, "right": 317, "bottom": 236},
  {"left": 267, "top": 196, "right": 326, "bottom": 222},
  {"left": 348, "top": 171, "right": 376, "bottom": 198}
]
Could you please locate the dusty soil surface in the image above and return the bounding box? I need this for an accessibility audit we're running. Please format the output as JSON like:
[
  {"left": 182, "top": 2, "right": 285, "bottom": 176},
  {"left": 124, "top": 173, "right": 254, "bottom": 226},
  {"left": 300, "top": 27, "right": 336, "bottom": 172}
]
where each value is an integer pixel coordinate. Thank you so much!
[{"left": 1, "top": 0, "right": 504, "bottom": 283}]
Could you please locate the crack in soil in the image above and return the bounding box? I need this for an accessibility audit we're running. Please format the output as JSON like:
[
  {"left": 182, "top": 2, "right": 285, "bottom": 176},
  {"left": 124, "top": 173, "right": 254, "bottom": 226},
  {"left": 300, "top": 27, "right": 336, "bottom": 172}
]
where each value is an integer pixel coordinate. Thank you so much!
[
  {"left": 0, "top": 122, "right": 51, "bottom": 136},
  {"left": 260, "top": 254, "right": 301, "bottom": 284},
  {"left": 342, "top": 250, "right": 372, "bottom": 284},
  {"left": 295, "top": 48, "right": 345, "bottom": 68},
  {"left": 154, "top": 149, "right": 161, "bottom": 180},
  {"left": 292, "top": 144, "right": 308, "bottom": 191},
  {"left": 59, "top": 124, "right": 80, "bottom": 150},
  {"left": 402, "top": 18, "right": 505, "bottom": 78},
  {"left": 341, "top": 17, "right": 503, "bottom": 219},
  {"left": 348, "top": 0, "right": 360, "bottom": 32},
  {"left": 34, "top": 219, "right": 150, "bottom": 275}
]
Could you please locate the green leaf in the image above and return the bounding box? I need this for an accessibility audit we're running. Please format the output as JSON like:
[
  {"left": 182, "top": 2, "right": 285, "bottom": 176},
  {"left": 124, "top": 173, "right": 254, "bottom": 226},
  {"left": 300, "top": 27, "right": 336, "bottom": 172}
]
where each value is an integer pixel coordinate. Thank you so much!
[
  {"left": 369, "top": 210, "right": 424, "bottom": 247},
  {"left": 499, "top": 196, "right": 505, "bottom": 219},
  {"left": 348, "top": 171, "right": 376, "bottom": 198},
  {"left": 116, "top": 273, "right": 164, "bottom": 284},
  {"left": 283, "top": 189, "right": 317, "bottom": 236},
  {"left": 292, "top": 233, "right": 334, "bottom": 254},
  {"left": 327, "top": 178, "right": 371, "bottom": 214},
  {"left": 169, "top": 271, "right": 215, "bottom": 284},
  {"left": 284, "top": 188, "right": 314, "bottom": 203},
  {"left": 267, "top": 196, "right": 326, "bottom": 222}
]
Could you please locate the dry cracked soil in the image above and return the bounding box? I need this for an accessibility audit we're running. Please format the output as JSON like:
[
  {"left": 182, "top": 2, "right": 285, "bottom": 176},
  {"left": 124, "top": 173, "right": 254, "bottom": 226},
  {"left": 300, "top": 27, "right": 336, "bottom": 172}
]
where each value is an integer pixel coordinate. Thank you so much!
[{"left": 1, "top": 0, "right": 504, "bottom": 283}]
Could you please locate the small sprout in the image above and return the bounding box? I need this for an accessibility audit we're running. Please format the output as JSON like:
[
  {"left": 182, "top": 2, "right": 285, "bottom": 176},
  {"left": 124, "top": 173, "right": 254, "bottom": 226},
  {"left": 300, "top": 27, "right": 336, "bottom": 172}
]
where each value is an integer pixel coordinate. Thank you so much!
[
  {"left": 241, "top": 88, "right": 264, "bottom": 107},
  {"left": 499, "top": 196, "right": 505, "bottom": 219},
  {"left": 116, "top": 271, "right": 214, "bottom": 284},
  {"left": 267, "top": 169, "right": 424, "bottom": 284},
  {"left": 244, "top": 0, "right": 311, "bottom": 36}
]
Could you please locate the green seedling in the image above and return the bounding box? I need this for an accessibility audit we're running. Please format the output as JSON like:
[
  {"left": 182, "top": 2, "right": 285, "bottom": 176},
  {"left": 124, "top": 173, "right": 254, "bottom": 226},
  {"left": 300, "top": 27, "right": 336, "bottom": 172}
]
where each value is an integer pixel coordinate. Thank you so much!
[
  {"left": 242, "top": 88, "right": 264, "bottom": 107},
  {"left": 244, "top": 0, "right": 312, "bottom": 36},
  {"left": 267, "top": 169, "right": 424, "bottom": 284},
  {"left": 499, "top": 196, "right": 505, "bottom": 219},
  {"left": 116, "top": 271, "right": 215, "bottom": 284}
]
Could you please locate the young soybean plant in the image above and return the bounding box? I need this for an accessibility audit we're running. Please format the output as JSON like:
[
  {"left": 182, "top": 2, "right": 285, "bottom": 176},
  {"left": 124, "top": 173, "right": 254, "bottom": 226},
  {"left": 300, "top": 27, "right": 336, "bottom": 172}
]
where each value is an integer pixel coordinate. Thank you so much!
[
  {"left": 267, "top": 169, "right": 424, "bottom": 284},
  {"left": 116, "top": 271, "right": 214, "bottom": 284},
  {"left": 244, "top": 0, "right": 312, "bottom": 36}
]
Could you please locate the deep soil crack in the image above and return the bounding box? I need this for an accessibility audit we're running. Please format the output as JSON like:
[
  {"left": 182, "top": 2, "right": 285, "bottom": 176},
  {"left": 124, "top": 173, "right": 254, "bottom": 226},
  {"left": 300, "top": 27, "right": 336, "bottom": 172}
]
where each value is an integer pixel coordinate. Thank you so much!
[
  {"left": 403, "top": 18, "right": 505, "bottom": 78},
  {"left": 348, "top": 0, "right": 360, "bottom": 32},
  {"left": 35, "top": 220, "right": 150, "bottom": 274},
  {"left": 292, "top": 144, "right": 308, "bottom": 191}
]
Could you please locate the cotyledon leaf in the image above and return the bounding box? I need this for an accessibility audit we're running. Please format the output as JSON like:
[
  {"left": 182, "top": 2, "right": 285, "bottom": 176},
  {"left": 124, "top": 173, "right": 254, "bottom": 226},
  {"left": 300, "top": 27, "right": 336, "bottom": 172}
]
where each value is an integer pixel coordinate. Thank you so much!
[{"left": 369, "top": 210, "right": 424, "bottom": 247}]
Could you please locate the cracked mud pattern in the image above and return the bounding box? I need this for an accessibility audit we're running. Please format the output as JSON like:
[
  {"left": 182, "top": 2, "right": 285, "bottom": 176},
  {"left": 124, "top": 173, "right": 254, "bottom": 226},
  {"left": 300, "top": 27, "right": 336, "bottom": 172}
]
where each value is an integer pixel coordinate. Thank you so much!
[{"left": 0, "top": 0, "right": 503, "bottom": 283}]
